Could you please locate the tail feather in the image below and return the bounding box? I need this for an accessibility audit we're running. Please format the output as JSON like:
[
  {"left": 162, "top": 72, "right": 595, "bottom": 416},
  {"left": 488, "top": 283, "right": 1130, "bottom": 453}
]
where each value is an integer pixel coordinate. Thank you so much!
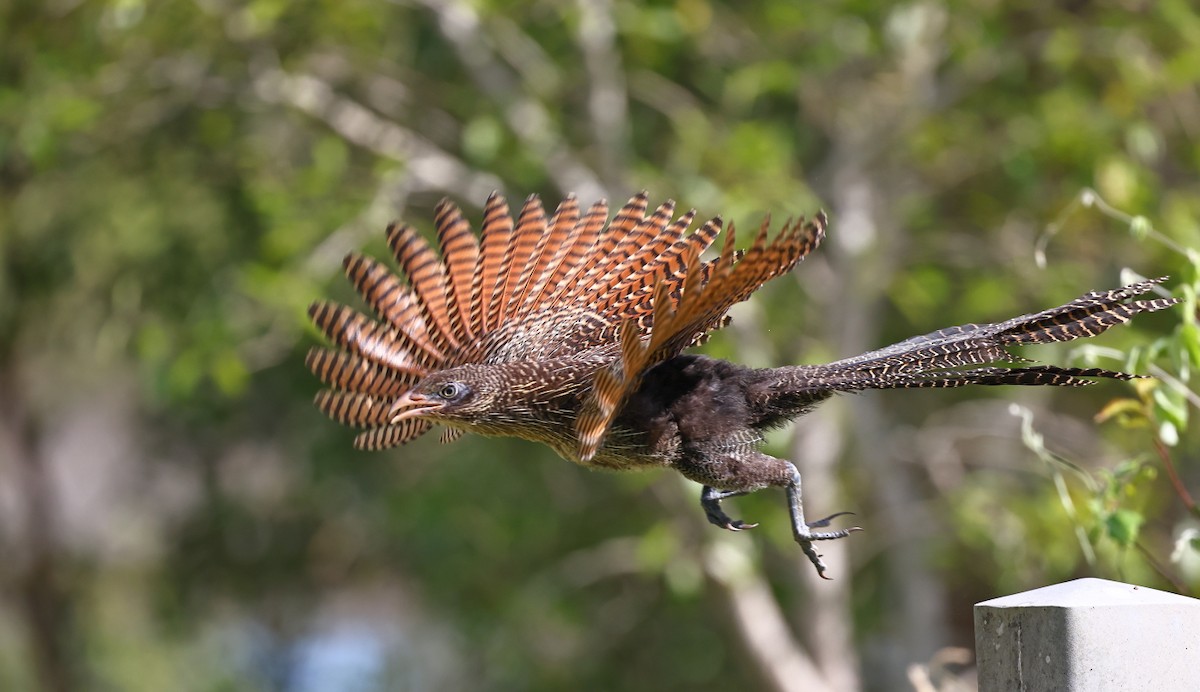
[
  {"left": 791, "top": 278, "right": 1176, "bottom": 393},
  {"left": 996, "top": 278, "right": 1176, "bottom": 347},
  {"left": 855, "top": 364, "right": 1135, "bottom": 390}
]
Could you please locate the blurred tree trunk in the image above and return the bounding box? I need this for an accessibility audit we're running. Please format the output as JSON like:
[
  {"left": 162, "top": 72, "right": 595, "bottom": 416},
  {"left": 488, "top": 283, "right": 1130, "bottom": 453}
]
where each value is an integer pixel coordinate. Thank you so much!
[
  {"left": 0, "top": 357, "right": 75, "bottom": 692},
  {"left": 804, "top": 6, "right": 955, "bottom": 687}
]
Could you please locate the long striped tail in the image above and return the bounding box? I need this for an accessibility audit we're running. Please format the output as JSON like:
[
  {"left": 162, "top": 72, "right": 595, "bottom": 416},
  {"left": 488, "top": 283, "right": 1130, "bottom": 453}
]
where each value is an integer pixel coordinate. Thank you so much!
[{"left": 779, "top": 277, "right": 1177, "bottom": 394}]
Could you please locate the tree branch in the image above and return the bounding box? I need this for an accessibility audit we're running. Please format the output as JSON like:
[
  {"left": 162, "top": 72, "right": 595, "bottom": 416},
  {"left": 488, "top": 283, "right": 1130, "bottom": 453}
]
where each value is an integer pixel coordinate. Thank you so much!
[
  {"left": 702, "top": 539, "right": 834, "bottom": 692},
  {"left": 574, "top": 0, "right": 629, "bottom": 186},
  {"left": 251, "top": 66, "right": 503, "bottom": 201},
  {"left": 408, "top": 0, "right": 606, "bottom": 200}
]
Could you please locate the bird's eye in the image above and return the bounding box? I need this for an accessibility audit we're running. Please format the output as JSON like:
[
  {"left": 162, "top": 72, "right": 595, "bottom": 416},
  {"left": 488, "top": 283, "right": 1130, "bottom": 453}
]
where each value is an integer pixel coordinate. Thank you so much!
[{"left": 437, "top": 382, "right": 462, "bottom": 401}]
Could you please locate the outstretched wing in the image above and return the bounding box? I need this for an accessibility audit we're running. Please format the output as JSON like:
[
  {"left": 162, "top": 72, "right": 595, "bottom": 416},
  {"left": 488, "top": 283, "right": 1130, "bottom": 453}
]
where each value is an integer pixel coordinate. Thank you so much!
[
  {"left": 307, "top": 191, "right": 758, "bottom": 450},
  {"left": 575, "top": 212, "right": 829, "bottom": 461}
]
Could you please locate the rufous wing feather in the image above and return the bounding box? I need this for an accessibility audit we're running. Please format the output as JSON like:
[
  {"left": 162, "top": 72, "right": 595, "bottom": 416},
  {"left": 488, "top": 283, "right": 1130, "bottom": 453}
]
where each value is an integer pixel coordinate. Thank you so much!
[
  {"left": 574, "top": 212, "right": 827, "bottom": 460},
  {"left": 498, "top": 195, "right": 547, "bottom": 321},
  {"left": 434, "top": 199, "right": 480, "bottom": 343},
  {"left": 386, "top": 223, "right": 461, "bottom": 354}
]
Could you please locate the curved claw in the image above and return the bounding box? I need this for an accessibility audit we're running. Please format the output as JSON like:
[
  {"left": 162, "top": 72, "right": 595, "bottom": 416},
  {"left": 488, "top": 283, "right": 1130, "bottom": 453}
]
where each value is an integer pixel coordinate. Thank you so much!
[
  {"left": 798, "top": 539, "right": 832, "bottom": 580},
  {"left": 701, "top": 487, "right": 758, "bottom": 531},
  {"left": 704, "top": 506, "right": 758, "bottom": 532},
  {"left": 805, "top": 511, "right": 857, "bottom": 529}
]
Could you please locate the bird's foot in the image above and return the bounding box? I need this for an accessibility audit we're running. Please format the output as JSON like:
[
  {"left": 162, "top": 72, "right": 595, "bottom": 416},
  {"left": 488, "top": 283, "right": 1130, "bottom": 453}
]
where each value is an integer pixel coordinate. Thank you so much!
[
  {"left": 700, "top": 486, "right": 757, "bottom": 531},
  {"left": 792, "top": 513, "right": 862, "bottom": 580},
  {"left": 706, "top": 508, "right": 759, "bottom": 532}
]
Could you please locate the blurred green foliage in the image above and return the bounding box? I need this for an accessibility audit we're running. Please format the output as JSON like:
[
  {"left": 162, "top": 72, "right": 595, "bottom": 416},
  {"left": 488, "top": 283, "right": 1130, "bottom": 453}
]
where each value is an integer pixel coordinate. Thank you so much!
[{"left": 2, "top": 0, "right": 1198, "bottom": 691}]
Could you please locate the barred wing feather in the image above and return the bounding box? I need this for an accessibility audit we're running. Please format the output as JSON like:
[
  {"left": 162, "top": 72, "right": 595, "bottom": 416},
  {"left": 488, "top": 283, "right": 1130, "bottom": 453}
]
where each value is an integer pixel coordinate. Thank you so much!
[{"left": 307, "top": 192, "right": 804, "bottom": 451}]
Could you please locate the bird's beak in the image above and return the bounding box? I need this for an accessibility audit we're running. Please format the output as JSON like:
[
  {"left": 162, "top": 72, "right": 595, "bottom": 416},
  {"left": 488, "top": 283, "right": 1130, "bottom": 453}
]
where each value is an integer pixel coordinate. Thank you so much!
[{"left": 389, "top": 390, "right": 443, "bottom": 423}]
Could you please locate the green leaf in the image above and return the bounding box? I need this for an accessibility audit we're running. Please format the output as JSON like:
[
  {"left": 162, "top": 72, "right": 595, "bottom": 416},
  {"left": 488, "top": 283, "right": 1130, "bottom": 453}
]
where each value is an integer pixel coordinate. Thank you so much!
[
  {"left": 1152, "top": 385, "right": 1188, "bottom": 432},
  {"left": 1104, "top": 509, "right": 1144, "bottom": 547}
]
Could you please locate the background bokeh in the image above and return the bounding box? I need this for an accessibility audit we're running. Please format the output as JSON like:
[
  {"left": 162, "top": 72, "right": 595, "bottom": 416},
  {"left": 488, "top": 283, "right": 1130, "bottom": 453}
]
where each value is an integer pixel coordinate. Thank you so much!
[{"left": 3, "top": 1, "right": 1199, "bottom": 690}]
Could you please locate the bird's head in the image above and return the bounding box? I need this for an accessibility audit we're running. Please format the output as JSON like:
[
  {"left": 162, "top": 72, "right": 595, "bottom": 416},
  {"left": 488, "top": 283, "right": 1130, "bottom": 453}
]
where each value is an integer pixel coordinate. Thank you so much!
[
  {"left": 388, "top": 364, "right": 502, "bottom": 427},
  {"left": 388, "top": 358, "right": 597, "bottom": 445}
]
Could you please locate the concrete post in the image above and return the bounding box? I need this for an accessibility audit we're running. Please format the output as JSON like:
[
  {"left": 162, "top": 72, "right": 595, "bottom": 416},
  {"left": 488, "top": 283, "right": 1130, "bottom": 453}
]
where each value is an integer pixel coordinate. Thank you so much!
[{"left": 974, "top": 577, "right": 1200, "bottom": 692}]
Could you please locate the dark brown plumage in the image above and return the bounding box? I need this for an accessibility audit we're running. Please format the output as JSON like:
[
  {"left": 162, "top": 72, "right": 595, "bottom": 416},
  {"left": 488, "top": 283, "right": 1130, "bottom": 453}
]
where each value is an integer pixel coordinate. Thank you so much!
[{"left": 307, "top": 192, "right": 1177, "bottom": 578}]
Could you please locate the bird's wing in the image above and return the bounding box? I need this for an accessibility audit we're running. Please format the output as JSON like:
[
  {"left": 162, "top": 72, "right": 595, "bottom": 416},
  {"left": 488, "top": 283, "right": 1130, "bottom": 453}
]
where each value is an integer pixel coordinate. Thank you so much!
[
  {"left": 575, "top": 211, "right": 828, "bottom": 461},
  {"left": 307, "top": 192, "right": 742, "bottom": 450}
]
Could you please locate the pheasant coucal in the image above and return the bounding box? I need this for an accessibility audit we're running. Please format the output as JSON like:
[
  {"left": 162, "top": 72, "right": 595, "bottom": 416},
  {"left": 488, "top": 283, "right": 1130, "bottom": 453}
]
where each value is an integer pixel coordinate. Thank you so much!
[{"left": 307, "top": 192, "right": 1176, "bottom": 578}]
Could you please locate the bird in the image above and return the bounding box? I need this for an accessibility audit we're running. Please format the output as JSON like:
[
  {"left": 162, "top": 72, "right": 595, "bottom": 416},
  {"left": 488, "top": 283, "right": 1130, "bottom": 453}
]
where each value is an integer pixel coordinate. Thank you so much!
[{"left": 306, "top": 191, "right": 1177, "bottom": 578}]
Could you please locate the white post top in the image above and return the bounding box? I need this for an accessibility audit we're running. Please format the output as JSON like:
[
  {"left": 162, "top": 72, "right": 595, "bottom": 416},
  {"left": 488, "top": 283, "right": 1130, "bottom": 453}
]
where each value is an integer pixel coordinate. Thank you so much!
[
  {"left": 977, "top": 576, "right": 1200, "bottom": 609},
  {"left": 975, "top": 578, "right": 1200, "bottom": 692}
]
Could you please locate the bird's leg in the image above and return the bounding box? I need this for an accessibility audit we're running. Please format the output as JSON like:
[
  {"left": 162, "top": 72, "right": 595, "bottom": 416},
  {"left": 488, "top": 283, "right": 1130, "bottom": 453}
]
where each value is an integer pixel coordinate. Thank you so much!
[
  {"left": 700, "top": 486, "right": 757, "bottom": 531},
  {"left": 672, "top": 446, "right": 859, "bottom": 576},
  {"left": 785, "top": 463, "right": 861, "bottom": 580}
]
